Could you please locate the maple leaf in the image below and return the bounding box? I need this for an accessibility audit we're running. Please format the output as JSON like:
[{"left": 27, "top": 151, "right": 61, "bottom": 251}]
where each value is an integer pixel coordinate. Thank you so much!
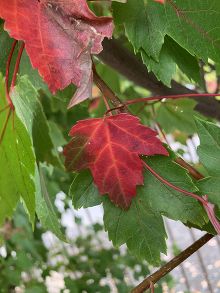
[
  {"left": 0, "top": 0, "right": 113, "bottom": 107},
  {"left": 154, "top": 0, "right": 165, "bottom": 3},
  {"left": 64, "top": 113, "right": 168, "bottom": 208}
]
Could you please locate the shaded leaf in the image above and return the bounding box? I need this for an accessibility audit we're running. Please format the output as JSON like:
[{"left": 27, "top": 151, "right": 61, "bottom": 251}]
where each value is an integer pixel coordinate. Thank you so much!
[
  {"left": 0, "top": 76, "right": 35, "bottom": 224},
  {"left": 198, "top": 177, "right": 220, "bottom": 210},
  {"left": 141, "top": 36, "right": 201, "bottom": 87},
  {"left": 70, "top": 170, "right": 102, "bottom": 209},
  {"left": 113, "top": 0, "right": 165, "bottom": 59},
  {"left": 196, "top": 118, "right": 220, "bottom": 212},
  {"left": 12, "top": 76, "right": 60, "bottom": 166},
  {"left": 141, "top": 44, "right": 176, "bottom": 87},
  {"left": 157, "top": 99, "right": 197, "bottom": 135},
  {"left": 115, "top": 0, "right": 220, "bottom": 63},
  {"left": 35, "top": 165, "right": 66, "bottom": 241},
  {"left": 196, "top": 118, "right": 220, "bottom": 176}
]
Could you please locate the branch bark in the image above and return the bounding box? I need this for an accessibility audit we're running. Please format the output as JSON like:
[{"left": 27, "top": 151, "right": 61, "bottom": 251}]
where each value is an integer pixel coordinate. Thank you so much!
[
  {"left": 131, "top": 233, "right": 214, "bottom": 293},
  {"left": 98, "top": 39, "right": 220, "bottom": 120}
]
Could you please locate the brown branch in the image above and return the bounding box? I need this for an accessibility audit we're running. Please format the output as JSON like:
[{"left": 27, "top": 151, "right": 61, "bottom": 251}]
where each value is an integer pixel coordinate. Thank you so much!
[
  {"left": 98, "top": 39, "right": 220, "bottom": 120},
  {"left": 131, "top": 233, "right": 213, "bottom": 293}
]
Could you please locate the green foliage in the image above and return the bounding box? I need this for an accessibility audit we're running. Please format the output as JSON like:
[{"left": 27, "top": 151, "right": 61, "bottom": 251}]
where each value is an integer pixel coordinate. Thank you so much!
[
  {"left": 113, "top": 0, "right": 202, "bottom": 85},
  {"left": 196, "top": 118, "right": 220, "bottom": 212},
  {"left": 70, "top": 170, "right": 167, "bottom": 265},
  {"left": 1, "top": 1, "right": 220, "bottom": 289},
  {"left": 103, "top": 196, "right": 167, "bottom": 265},
  {"left": 12, "top": 76, "right": 60, "bottom": 165},
  {"left": 35, "top": 165, "right": 66, "bottom": 241},
  {"left": 142, "top": 156, "right": 208, "bottom": 226},
  {"left": 0, "top": 76, "right": 36, "bottom": 224},
  {"left": 196, "top": 118, "right": 220, "bottom": 176},
  {"left": 156, "top": 99, "right": 197, "bottom": 135},
  {"left": 70, "top": 170, "right": 102, "bottom": 209}
]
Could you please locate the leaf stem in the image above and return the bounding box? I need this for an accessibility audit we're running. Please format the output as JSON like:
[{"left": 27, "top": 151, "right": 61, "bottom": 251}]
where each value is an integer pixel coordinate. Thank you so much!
[
  {"left": 150, "top": 282, "right": 154, "bottom": 293},
  {"left": 142, "top": 160, "right": 220, "bottom": 234},
  {"left": 131, "top": 233, "right": 213, "bottom": 293},
  {"left": 11, "top": 42, "right": 25, "bottom": 89},
  {"left": 92, "top": 63, "right": 126, "bottom": 111},
  {"left": 105, "top": 92, "right": 220, "bottom": 114},
  {"left": 5, "top": 40, "right": 18, "bottom": 110},
  {"left": 126, "top": 92, "right": 220, "bottom": 106}
]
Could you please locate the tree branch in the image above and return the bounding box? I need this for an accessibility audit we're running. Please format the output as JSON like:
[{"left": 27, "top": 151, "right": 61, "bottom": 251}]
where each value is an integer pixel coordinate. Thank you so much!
[
  {"left": 131, "top": 233, "right": 213, "bottom": 293},
  {"left": 98, "top": 39, "right": 220, "bottom": 120}
]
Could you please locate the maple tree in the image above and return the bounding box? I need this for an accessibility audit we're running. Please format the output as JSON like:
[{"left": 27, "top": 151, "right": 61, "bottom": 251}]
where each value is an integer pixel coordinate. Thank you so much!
[{"left": 1, "top": 0, "right": 220, "bottom": 291}]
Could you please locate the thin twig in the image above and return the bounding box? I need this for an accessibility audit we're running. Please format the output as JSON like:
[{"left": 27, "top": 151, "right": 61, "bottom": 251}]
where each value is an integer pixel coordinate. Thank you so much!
[
  {"left": 126, "top": 92, "right": 220, "bottom": 106},
  {"left": 131, "top": 233, "right": 213, "bottom": 293}
]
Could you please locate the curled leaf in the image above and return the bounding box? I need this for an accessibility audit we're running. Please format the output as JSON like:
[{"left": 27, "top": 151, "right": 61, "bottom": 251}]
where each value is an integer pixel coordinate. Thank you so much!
[{"left": 0, "top": 0, "right": 113, "bottom": 107}]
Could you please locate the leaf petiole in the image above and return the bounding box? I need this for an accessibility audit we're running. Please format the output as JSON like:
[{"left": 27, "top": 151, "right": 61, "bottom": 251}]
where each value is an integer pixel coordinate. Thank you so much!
[
  {"left": 5, "top": 40, "right": 17, "bottom": 109},
  {"left": 11, "top": 42, "right": 25, "bottom": 89}
]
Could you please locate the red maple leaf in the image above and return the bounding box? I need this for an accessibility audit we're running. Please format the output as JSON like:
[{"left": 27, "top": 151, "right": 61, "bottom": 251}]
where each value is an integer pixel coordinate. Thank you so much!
[
  {"left": 0, "top": 0, "right": 113, "bottom": 107},
  {"left": 154, "top": 0, "right": 165, "bottom": 3},
  {"left": 64, "top": 113, "right": 168, "bottom": 208}
]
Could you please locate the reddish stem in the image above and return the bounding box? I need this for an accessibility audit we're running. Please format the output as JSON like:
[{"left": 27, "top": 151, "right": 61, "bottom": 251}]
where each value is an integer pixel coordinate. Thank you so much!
[
  {"left": 126, "top": 92, "right": 220, "bottom": 106},
  {"left": 106, "top": 92, "right": 220, "bottom": 114},
  {"left": 5, "top": 40, "right": 18, "bottom": 109},
  {"left": 150, "top": 282, "right": 155, "bottom": 293},
  {"left": 11, "top": 42, "right": 25, "bottom": 89},
  {"left": 143, "top": 160, "right": 220, "bottom": 235}
]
